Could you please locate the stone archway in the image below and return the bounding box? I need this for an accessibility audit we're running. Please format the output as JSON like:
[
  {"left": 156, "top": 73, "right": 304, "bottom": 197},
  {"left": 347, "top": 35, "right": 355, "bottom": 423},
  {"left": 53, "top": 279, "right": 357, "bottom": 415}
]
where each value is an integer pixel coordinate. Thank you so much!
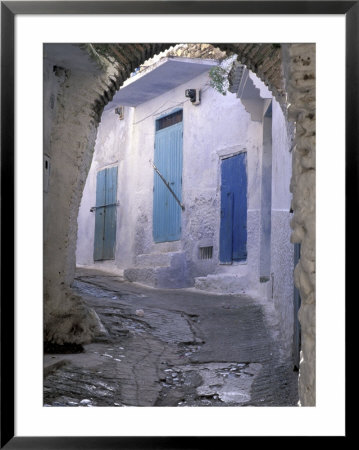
[{"left": 43, "top": 43, "right": 315, "bottom": 406}]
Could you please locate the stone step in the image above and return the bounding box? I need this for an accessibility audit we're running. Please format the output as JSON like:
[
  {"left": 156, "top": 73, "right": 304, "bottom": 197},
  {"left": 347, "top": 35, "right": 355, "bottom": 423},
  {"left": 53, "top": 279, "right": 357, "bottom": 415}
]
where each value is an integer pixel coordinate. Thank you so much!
[
  {"left": 194, "top": 273, "right": 249, "bottom": 295},
  {"left": 215, "top": 263, "right": 247, "bottom": 276},
  {"left": 124, "top": 251, "right": 189, "bottom": 289},
  {"left": 135, "top": 251, "right": 181, "bottom": 268}
]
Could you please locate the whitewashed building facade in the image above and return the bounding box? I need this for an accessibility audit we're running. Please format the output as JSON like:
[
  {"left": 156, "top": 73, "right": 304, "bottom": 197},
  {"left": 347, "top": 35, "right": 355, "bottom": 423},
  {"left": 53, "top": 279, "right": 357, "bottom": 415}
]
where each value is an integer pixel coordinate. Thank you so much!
[{"left": 76, "top": 55, "right": 295, "bottom": 353}]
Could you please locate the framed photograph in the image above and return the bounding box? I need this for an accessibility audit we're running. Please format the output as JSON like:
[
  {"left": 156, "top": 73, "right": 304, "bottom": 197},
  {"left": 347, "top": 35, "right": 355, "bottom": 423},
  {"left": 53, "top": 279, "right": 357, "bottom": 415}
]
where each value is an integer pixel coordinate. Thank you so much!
[{"left": 1, "top": 1, "right": 353, "bottom": 447}]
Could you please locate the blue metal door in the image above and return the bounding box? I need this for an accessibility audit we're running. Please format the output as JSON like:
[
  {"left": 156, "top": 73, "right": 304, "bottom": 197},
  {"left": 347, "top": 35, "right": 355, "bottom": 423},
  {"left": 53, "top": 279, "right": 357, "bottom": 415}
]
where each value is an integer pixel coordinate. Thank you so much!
[
  {"left": 220, "top": 153, "right": 247, "bottom": 263},
  {"left": 94, "top": 166, "right": 118, "bottom": 261},
  {"left": 153, "top": 119, "right": 183, "bottom": 243}
]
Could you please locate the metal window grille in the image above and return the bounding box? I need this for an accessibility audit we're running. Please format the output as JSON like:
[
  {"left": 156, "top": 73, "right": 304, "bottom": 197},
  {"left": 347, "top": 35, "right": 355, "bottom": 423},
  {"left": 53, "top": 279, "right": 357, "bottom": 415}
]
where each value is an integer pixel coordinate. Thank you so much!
[
  {"left": 199, "top": 246, "right": 213, "bottom": 260},
  {"left": 156, "top": 110, "right": 183, "bottom": 131}
]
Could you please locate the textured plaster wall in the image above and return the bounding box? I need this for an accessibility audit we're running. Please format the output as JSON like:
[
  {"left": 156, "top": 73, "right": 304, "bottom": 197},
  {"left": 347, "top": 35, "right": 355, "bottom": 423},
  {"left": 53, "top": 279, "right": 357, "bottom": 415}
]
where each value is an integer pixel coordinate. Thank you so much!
[
  {"left": 259, "top": 114, "right": 272, "bottom": 279},
  {"left": 244, "top": 73, "right": 271, "bottom": 291},
  {"left": 240, "top": 72, "right": 296, "bottom": 362},
  {"left": 245, "top": 120, "right": 263, "bottom": 289},
  {"left": 76, "top": 106, "right": 135, "bottom": 267},
  {"left": 180, "top": 73, "right": 250, "bottom": 282},
  {"left": 270, "top": 99, "right": 295, "bottom": 358},
  {"left": 77, "top": 71, "right": 256, "bottom": 284}
]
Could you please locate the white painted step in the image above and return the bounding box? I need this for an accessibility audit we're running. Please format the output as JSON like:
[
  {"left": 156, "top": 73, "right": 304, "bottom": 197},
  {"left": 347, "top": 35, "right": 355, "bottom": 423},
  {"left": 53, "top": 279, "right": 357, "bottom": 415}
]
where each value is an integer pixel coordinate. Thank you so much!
[
  {"left": 135, "top": 251, "right": 182, "bottom": 268},
  {"left": 124, "top": 251, "right": 189, "bottom": 288},
  {"left": 194, "top": 273, "right": 249, "bottom": 294}
]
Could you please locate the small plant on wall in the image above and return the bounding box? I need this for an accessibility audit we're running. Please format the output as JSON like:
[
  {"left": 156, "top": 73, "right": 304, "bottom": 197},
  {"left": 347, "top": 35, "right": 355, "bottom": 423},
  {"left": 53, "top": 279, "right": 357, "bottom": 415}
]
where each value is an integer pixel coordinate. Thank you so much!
[
  {"left": 208, "top": 66, "right": 230, "bottom": 95},
  {"left": 208, "top": 56, "right": 236, "bottom": 96}
]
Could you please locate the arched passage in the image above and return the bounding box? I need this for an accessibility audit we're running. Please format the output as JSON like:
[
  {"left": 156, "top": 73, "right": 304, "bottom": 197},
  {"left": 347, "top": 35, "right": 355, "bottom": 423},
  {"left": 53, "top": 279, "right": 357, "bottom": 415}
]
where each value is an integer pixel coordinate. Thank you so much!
[{"left": 43, "top": 43, "right": 315, "bottom": 405}]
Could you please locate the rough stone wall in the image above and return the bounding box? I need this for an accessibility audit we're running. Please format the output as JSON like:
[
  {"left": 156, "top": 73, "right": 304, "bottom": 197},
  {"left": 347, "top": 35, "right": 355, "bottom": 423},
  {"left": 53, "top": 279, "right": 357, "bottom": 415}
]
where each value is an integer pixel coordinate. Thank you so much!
[
  {"left": 281, "top": 44, "right": 316, "bottom": 406},
  {"left": 166, "top": 43, "right": 227, "bottom": 60},
  {"left": 44, "top": 42, "right": 315, "bottom": 405}
]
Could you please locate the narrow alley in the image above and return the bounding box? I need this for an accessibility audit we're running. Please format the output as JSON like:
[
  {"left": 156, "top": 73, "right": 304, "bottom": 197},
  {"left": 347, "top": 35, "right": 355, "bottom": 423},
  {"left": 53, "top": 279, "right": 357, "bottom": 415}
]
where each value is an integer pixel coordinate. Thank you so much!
[{"left": 44, "top": 267, "right": 298, "bottom": 407}]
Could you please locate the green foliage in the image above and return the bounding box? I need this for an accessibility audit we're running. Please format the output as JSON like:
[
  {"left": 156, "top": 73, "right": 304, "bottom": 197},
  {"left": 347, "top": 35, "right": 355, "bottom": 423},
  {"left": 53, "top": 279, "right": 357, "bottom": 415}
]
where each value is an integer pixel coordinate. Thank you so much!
[{"left": 208, "top": 66, "right": 229, "bottom": 96}]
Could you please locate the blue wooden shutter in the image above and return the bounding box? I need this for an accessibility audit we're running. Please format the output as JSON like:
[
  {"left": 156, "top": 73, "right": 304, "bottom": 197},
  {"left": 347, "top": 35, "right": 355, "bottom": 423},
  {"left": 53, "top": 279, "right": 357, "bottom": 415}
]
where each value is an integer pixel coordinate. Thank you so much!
[
  {"left": 153, "top": 120, "right": 183, "bottom": 243},
  {"left": 94, "top": 169, "right": 106, "bottom": 261},
  {"left": 102, "top": 166, "right": 118, "bottom": 260},
  {"left": 93, "top": 167, "right": 118, "bottom": 261}
]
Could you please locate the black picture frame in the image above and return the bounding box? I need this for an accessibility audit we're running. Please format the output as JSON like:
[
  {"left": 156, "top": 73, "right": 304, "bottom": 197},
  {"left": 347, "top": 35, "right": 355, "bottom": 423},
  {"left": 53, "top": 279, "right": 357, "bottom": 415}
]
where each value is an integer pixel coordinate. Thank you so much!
[{"left": 1, "top": 1, "right": 354, "bottom": 447}]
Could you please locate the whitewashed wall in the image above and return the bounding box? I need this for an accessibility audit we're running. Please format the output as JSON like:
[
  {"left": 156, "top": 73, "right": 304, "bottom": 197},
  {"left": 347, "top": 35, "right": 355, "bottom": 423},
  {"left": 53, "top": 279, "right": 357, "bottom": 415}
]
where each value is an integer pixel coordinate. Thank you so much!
[
  {"left": 270, "top": 99, "right": 295, "bottom": 356},
  {"left": 76, "top": 105, "right": 135, "bottom": 267},
  {"left": 77, "top": 71, "right": 254, "bottom": 281},
  {"left": 77, "top": 69, "right": 293, "bottom": 324}
]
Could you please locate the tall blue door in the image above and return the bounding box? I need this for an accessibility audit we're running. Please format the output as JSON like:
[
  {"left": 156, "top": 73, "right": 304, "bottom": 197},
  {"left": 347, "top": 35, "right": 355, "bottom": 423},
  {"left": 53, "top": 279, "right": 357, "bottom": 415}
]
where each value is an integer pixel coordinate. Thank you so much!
[
  {"left": 153, "top": 114, "right": 183, "bottom": 243},
  {"left": 94, "top": 166, "right": 118, "bottom": 261},
  {"left": 219, "top": 153, "right": 247, "bottom": 263}
]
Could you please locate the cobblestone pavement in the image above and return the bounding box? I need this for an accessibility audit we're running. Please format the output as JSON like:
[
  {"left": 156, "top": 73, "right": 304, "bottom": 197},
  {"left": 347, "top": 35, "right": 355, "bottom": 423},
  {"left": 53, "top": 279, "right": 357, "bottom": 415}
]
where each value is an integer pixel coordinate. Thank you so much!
[{"left": 44, "top": 268, "right": 299, "bottom": 407}]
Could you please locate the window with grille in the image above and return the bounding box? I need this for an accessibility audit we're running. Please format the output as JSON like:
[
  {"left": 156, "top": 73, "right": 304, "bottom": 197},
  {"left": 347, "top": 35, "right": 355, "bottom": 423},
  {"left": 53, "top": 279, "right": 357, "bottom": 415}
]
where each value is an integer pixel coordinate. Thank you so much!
[
  {"left": 156, "top": 109, "right": 183, "bottom": 131},
  {"left": 199, "top": 246, "right": 213, "bottom": 260}
]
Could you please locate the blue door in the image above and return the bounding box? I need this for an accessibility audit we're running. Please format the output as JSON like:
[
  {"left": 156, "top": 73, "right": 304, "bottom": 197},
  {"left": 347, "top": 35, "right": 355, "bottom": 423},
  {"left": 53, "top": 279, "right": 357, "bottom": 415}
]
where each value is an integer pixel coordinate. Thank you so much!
[
  {"left": 153, "top": 111, "right": 183, "bottom": 243},
  {"left": 220, "top": 153, "right": 247, "bottom": 263},
  {"left": 94, "top": 166, "right": 118, "bottom": 261}
]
